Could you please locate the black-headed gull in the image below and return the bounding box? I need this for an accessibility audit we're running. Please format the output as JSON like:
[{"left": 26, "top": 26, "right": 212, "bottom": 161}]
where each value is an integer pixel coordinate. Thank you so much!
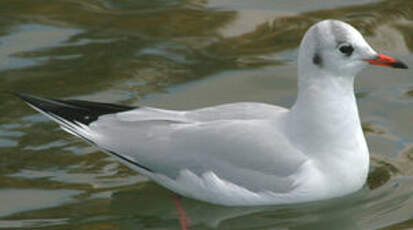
[{"left": 14, "top": 20, "right": 407, "bottom": 206}]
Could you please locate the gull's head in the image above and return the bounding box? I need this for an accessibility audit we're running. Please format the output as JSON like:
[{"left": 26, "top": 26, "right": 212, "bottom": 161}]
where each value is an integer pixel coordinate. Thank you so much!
[{"left": 298, "top": 19, "right": 407, "bottom": 79}]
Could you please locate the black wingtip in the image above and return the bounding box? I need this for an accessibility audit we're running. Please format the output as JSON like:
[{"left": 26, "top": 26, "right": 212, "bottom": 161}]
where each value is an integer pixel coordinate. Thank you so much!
[
  {"left": 10, "top": 91, "right": 42, "bottom": 103},
  {"left": 12, "top": 92, "right": 153, "bottom": 173},
  {"left": 13, "top": 92, "right": 136, "bottom": 125},
  {"left": 8, "top": 91, "right": 46, "bottom": 105},
  {"left": 11, "top": 91, "right": 49, "bottom": 108}
]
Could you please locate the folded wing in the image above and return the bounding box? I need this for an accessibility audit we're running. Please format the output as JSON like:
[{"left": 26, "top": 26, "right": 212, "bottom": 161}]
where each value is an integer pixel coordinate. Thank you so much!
[{"left": 14, "top": 92, "right": 307, "bottom": 194}]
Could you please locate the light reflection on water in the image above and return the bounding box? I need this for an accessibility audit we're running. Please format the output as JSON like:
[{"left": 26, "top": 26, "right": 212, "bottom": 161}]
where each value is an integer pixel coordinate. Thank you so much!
[
  {"left": 0, "top": 0, "right": 412, "bottom": 229},
  {"left": 0, "top": 189, "right": 81, "bottom": 217},
  {"left": 0, "top": 24, "right": 82, "bottom": 71}
]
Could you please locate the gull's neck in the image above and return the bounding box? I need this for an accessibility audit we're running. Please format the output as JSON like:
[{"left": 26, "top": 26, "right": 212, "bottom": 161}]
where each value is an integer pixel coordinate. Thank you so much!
[
  {"left": 287, "top": 71, "right": 369, "bottom": 196},
  {"left": 294, "top": 71, "right": 356, "bottom": 114},
  {"left": 288, "top": 71, "right": 366, "bottom": 157}
]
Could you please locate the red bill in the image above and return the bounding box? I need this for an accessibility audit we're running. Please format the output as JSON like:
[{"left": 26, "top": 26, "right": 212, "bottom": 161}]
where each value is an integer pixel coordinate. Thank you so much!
[{"left": 365, "top": 53, "right": 408, "bottom": 69}]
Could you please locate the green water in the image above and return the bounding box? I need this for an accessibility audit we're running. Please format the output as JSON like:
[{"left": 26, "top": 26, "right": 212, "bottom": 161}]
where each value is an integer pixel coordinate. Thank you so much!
[{"left": 0, "top": 0, "right": 412, "bottom": 229}]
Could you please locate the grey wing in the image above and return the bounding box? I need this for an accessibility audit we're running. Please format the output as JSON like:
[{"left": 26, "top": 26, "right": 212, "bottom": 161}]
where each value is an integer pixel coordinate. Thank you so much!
[
  {"left": 116, "top": 102, "right": 288, "bottom": 122},
  {"left": 90, "top": 109, "right": 307, "bottom": 193}
]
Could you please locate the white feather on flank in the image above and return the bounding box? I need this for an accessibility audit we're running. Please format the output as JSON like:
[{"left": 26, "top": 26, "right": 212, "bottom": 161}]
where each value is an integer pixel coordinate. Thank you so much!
[{"left": 148, "top": 160, "right": 324, "bottom": 206}]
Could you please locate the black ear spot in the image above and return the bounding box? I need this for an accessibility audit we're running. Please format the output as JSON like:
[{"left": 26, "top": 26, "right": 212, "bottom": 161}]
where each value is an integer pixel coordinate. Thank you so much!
[{"left": 313, "top": 52, "right": 322, "bottom": 67}]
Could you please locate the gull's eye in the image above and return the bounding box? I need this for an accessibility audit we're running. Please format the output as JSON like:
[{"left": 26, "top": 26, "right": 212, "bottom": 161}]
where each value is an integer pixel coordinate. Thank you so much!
[{"left": 338, "top": 43, "right": 354, "bottom": 56}]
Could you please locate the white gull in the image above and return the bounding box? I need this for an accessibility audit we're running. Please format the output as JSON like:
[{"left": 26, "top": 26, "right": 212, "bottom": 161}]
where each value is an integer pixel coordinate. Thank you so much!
[{"left": 14, "top": 19, "right": 408, "bottom": 206}]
